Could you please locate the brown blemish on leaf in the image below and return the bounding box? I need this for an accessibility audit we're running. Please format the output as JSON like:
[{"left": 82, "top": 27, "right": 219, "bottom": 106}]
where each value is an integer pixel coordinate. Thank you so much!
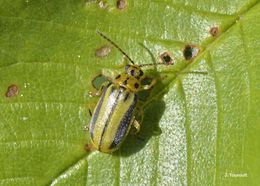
[
  {"left": 6, "top": 84, "right": 19, "bottom": 97},
  {"left": 183, "top": 45, "right": 200, "bottom": 60},
  {"left": 95, "top": 45, "right": 111, "bottom": 57},
  {"left": 117, "top": 0, "right": 127, "bottom": 10},
  {"left": 210, "top": 26, "right": 219, "bottom": 37},
  {"left": 160, "top": 52, "right": 173, "bottom": 65},
  {"left": 85, "top": 143, "right": 95, "bottom": 152}
]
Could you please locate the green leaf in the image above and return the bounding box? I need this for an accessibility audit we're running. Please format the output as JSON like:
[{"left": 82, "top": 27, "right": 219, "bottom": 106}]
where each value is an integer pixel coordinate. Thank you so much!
[{"left": 0, "top": 0, "right": 259, "bottom": 185}]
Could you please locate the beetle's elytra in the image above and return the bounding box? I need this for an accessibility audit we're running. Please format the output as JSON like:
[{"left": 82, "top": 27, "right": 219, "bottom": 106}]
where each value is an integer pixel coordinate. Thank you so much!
[
  {"left": 88, "top": 31, "right": 166, "bottom": 153},
  {"left": 89, "top": 83, "right": 137, "bottom": 152}
]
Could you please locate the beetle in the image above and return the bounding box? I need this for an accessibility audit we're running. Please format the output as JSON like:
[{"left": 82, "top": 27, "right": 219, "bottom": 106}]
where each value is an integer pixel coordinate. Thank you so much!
[{"left": 88, "top": 31, "right": 166, "bottom": 153}]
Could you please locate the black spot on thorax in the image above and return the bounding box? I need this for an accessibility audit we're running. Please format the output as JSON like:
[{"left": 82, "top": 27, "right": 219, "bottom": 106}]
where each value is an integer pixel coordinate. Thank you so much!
[{"left": 115, "top": 74, "right": 121, "bottom": 79}]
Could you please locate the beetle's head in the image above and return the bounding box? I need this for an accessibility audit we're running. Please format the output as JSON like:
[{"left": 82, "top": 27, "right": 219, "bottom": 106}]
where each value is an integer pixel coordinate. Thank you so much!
[{"left": 125, "top": 65, "right": 144, "bottom": 79}]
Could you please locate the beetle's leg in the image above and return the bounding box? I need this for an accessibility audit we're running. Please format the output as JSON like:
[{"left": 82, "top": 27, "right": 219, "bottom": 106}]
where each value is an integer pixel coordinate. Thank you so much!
[
  {"left": 131, "top": 119, "right": 141, "bottom": 134},
  {"left": 88, "top": 81, "right": 110, "bottom": 97},
  {"left": 88, "top": 85, "right": 104, "bottom": 97},
  {"left": 136, "top": 103, "right": 144, "bottom": 125},
  {"left": 133, "top": 101, "right": 144, "bottom": 125},
  {"left": 86, "top": 101, "right": 97, "bottom": 118},
  {"left": 83, "top": 103, "right": 96, "bottom": 131},
  {"left": 82, "top": 125, "right": 89, "bottom": 131},
  {"left": 88, "top": 109, "right": 92, "bottom": 116},
  {"left": 130, "top": 104, "right": 144, "bottom": 134},
  {"left": 82, "top": 109, "right": 91, "bottom": 131},
  {"left": 142, "top": 79, "right": 157, "bottom": 90},
  {"left": 83, "top": 109, "right": 92, "bottom": 131}
]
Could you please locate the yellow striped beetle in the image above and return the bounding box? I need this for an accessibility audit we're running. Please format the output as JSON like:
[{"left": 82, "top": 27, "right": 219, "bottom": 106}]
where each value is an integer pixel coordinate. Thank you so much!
[{"left": 88, "top": 31, "right": 166, "bottom": 153}]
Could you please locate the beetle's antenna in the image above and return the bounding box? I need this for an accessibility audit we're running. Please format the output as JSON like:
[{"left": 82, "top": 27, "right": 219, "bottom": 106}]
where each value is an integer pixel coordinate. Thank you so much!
[
  {"left": 138, "top": 43, "right": 173, "bottom": 68},
  {"left": 139, "top": 62, "right": 166, "bottom": 67},
  {"left": 96, "top": 31, "right": 135, "bottom": 65}
]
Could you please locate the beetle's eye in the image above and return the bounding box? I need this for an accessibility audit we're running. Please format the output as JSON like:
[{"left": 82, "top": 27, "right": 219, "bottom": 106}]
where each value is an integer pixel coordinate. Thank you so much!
[
  {"left": 125, "top": 65, "right": 130, "bottom": 72},
  {"left": 130, "top": 70, "right": 135, "bottom": 76},
  {"left": 139, "top": 70, "right": 143, "bottom": 76}
]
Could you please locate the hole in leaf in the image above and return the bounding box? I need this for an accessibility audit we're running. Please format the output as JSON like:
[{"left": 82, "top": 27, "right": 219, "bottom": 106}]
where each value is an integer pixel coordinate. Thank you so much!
[
  {"left": 210, "top": 26, "right": 219, "bottom": 37},
  {"left": 95, "top": 45, "right": 111, "bottom": 57},
  {"left": 183, "top": 45, "right": 200, "bottom": 60},
  {"left": 91, "top": 74, "right": 108, "bottom": 90},
  {"left": 160, "top": 52, "right": 173, "bottom": 65},
  {"left": 117, "top": 0, "right": 127, "bottom": 10},
  {"left": 6, "top": 84, "right": 19, "bottom": 97}
]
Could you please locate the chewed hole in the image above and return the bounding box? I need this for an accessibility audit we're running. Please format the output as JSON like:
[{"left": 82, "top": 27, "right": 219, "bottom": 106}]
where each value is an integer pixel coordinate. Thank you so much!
[
  {"left": 160, "top": 52, "right": 173, "bottom": 65},
  {"left": 6, "top": 84, "right": 19, "bottom": 97},
  {"left": 95, "top": 45, "right": 111, "bottom": 58},
  {"left": 117, "top": 0, "right": 127, "bottom": 10},
  {"left": 91, "top": 74, "right": 108, "bottom": 90},
  {"left": 183, "top": 45, "right": 200, "bottom": 60},
  {"left": 210, "top": 26, "right": 219, "bottom": 37}
]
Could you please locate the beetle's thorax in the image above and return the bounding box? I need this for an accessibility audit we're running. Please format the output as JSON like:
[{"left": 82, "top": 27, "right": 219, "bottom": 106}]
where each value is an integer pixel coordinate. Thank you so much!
[{"left": 113, "top": 65, "right": 145, "bottom": 92}]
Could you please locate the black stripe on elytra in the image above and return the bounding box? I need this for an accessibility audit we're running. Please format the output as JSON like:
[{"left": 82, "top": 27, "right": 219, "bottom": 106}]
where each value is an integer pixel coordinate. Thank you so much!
[
  {"left": 89, "top": 83, "right": 112, "bottom": 139},
  {"left": 109, "top": 93, "right": 138, "bottom": 150},
  {"left": 124, "top": 92, "right": 130, "bottom": 102},
  {"left": 98, "top": 87, "right": 123, "bottom": 150}
]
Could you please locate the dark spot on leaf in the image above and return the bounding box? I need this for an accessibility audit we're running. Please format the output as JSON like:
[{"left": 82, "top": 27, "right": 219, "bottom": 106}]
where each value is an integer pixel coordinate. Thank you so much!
[
  {"left": 183, "top": 45, "right": 200, "bottom": 60},
  {"left": 139, "top": 70, "right": 143, "bottom": 76},
  {"left": 95, "top": 45, "right": 111, "bottom": 57},
  {"left": 210, "top": 26, "right": 219, "bottom": 37},
  {"left": 85, "top": 144, "right": 94, "bottom": 152},
  {"left": 160, "top": 52, "right": 173, "bottom": 65},
  {"left": 6, "top": 84, "right": 19, "bottom": 97},
  {"left": 117, "top": 0, "right": 127, "bottom": 10},
  {"left": 115, "top": 74, "right": 121, "bottom": 79},
  {"left": 123, "top": 80, "right": 128, "bottom": 85},
  {"left": 134, "top": 83, "right": 139, "bottom": 89}
]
